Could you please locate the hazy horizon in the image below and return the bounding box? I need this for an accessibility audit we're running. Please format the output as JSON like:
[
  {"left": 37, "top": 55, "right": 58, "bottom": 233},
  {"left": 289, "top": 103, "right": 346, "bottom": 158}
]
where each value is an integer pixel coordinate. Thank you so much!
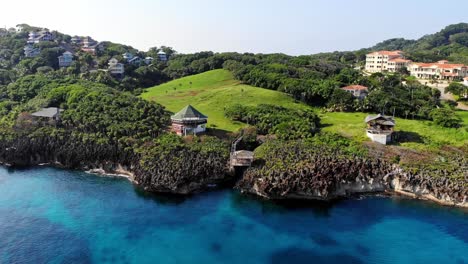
[{"left": 1, "top": 0, "right": 467, "bottom": 55}]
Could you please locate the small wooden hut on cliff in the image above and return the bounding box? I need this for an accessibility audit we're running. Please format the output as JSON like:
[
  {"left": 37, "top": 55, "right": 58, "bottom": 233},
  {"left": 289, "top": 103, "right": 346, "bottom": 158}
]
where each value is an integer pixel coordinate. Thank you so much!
[{"left": 365, "top": 114, "right": 395, "bottom": 145}]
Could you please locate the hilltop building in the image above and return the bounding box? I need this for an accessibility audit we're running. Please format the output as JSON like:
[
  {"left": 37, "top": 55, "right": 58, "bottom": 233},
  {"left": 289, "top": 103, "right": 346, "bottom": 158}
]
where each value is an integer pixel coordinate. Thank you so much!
[
  {"left": 27, "top": 30, "right": 54, "bottom": 44},
  {"left": 24, "top": 45, "right": 40, "bottom": 58},
  {"left": 81, "top": 37, "right": 99, "bottom": 54},
  {"left": 408, "top": 60, "right": 468, "bottom": 80},
  {"left": 123, "top": 52, "right": 134, "bottom": 62},
  {"left": 108, "top": 58, "right": 124, "bottom": 76},
  {"left": 129, "top": 56, "right": 142, "bottom": 65},
  {"left": 144, "top": 57, "right": 154, "bottom": 65},
  {"left": 171, "top": 105, "right": 208, "bottom": 136},
  {"left": 71, "top": 36, "right": 82, "bottom": 45},
  {"left": 365, "top": 50, "right": 411, "bottom": 73},
  {"left": 158, "top": 50, "right": 168, "bottom": 62},
  {"left": 58, "top": 51, "right": 73, "bottom": 67},
  {"left": 340, "top": 85, "right": 368, "bottom": 99},
  {"left": 365, "top": 114, "right": 395, "bottom": 145}
]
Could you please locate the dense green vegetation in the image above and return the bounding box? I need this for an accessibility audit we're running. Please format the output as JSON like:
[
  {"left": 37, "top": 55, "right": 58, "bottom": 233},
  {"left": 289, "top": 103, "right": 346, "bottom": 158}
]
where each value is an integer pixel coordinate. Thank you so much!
[
  {"left": 368, "top": 23, "right": 468, "bottom": 64},
  {"left": 224, "top": 104, "right": 319, "bottom": 140}
]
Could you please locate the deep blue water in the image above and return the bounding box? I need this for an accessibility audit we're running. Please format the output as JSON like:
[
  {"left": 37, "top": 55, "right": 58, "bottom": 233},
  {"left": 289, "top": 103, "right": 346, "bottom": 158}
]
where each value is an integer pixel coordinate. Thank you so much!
[{"left": 0, "top": 167, "right": 467, "bottom": 264}]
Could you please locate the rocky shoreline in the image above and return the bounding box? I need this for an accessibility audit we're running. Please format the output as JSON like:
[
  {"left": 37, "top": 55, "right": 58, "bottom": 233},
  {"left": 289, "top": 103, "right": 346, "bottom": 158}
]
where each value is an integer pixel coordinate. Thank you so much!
[
  {"left": 0, "top": 135, "right": 465, "bottom": 208},
  {"left": 236, "top": 164, "right": 467, "bottom": 208}
]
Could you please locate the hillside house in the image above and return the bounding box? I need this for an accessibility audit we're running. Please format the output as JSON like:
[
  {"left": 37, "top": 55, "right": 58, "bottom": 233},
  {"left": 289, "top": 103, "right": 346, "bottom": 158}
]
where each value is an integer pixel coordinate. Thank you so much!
[
  {"left": 171, "top": 105, "right": 208, "bottom": 136},
  {"left": 144, "top": 57, "right": 154, "bottom": 65},
  {"left": 365, "top": 114, "right": 395, "bottom": 145},
  {"left": 408, "top": 60, "right": 468, "bottom": 80},
  {"left": 108, "top": 58, "right": 124, "bottom": 76},
  {"left": 158, "top": 50, "right": 168, "bottom": 62},
  {"left": 82, "top": 36, "right": 97, "bottom": 48},
  {"left": 129, "top": 56, "right": 142, "bottom": 65},
  {"left": 27, "top": 30, "right": 54, "bottom": 44},
  {"left": 123, "top": 52, "right": 134, "bottom": 62},
  {"left": 365, "top": 51, "right": 411, "bottom": 73},
  {"left": 58, "top": 51, "right": 73, "bottom": 67},
  {"left": 71, "top": 36, "right": 82, "bottom": 44},
  {"left": 31, "top": 107, "right": 63, "bottom": 125},
  {"left": 340, "top": 85, "right": 368, "bottom": 99},
  {"left": 24, "top": 45, "right": 40, "bottom": 58}
]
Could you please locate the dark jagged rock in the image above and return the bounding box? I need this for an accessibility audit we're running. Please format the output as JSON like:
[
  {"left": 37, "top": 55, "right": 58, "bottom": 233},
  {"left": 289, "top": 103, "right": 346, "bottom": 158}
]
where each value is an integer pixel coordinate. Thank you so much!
[
  {"left": 235, "top": 141, "right": 467, "bottom": 208},
  {"left": 0, "top": 131, "right": 231, "bottom": 195}
]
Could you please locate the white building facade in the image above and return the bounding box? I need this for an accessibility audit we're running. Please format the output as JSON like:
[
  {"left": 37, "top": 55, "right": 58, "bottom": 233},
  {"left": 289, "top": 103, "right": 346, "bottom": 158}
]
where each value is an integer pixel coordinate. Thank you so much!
[{"left": 365, "top": 51, "right": 411, "bottom": 73}]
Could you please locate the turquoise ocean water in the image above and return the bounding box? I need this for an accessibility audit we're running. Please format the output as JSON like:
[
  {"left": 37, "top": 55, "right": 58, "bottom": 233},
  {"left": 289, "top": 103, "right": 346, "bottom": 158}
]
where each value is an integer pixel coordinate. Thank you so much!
[{"left": 0, "top": 167, "right": 467, "bottom": 264}]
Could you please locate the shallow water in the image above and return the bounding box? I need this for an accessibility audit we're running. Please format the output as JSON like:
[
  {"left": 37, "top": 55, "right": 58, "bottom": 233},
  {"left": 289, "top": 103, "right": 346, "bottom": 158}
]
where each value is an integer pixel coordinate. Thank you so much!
[{"left": 0, "top": 167, "right": 467, "bottom": 264}]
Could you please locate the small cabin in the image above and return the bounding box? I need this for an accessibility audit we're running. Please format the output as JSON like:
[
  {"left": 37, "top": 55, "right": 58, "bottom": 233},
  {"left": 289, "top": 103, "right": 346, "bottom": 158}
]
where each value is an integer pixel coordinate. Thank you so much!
[
  {"left": 171, "top": 105, "right": 207, "bottom": 136},
  {"left": 31, "top": 107, "right": 63, "bottom": 125},
  {"left": 340, "top": 85, "right": 368, "bottom": 99},
  {"left": 365, "top": 114, "right": 395, "bottom": 144}
]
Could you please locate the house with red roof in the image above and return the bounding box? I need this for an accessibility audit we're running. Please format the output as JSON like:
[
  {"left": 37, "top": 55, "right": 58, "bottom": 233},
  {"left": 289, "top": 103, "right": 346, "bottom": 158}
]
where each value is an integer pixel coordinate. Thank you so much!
[
  {"left": 340, "top": 85, "right": 368, "bottom": 99},
  {"left": 408, "top": 60, "right": 468, "bottom": 80}
]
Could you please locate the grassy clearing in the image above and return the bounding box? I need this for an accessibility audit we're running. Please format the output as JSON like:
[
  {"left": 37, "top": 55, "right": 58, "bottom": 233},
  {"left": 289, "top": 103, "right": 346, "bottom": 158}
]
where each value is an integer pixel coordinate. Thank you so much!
[
  {"left": 141, "top": 69, "right": 467, "bottom": 149},
  {"left": 320, "top": 111, "right": 468, "bottom": 149},
  {"left": 141, "top": 69, "right": 308, "bottom": 132}
]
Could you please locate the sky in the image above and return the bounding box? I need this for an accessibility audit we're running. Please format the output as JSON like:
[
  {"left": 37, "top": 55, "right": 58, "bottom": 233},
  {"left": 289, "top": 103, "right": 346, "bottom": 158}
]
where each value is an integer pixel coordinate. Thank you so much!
[{"left": 1, "top": 0, "right": 467, "bottom": 55}]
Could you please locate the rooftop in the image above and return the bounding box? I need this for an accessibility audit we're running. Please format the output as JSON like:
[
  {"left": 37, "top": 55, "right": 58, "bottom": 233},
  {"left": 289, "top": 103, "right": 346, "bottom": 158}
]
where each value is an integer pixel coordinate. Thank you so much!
[
  {"left": 365, "top": 114, "right": 395, "bottom": 126},
  {"left": 341, "top": 85, "right": 368, "bottom": 91},
  {"left": 368, "top": 50, "right": 403, "bottom": 56},
  {"left": 411, "top": 62, "right": 466, "bottom": 69},
  {"left": 171, "top": 105, "right": 208, "bottom": 121},
  {"left": 31, "top": 107, "right": 62, "bottom": 118}
]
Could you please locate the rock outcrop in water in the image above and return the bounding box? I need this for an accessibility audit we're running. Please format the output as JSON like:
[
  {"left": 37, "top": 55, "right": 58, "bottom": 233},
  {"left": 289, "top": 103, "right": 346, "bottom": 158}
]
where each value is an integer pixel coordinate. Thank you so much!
[{"left": 0, "top": 131, "right": 231, "bottom": 194}]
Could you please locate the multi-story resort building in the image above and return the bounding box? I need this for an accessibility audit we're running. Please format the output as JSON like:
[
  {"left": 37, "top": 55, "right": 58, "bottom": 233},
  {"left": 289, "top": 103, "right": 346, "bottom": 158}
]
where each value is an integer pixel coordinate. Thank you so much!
[
  {"left": 408, "top": 60, "right": 468, "bottom": 80},
  {"left": 365, "top": 50, "right": 411, "bottom": 73},
  {"left": 365, "top": 51, "right": 467, "bottom": 80}
]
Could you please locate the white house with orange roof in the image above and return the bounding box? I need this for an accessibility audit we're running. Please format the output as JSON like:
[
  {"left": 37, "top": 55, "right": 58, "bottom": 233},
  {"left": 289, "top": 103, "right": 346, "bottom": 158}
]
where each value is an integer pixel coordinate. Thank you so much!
[
  {"left": 408, "top": 60, "right": 468, "bottom": 80},
  {"left": 365, "top": 50, "right": 411, "bottom": 73},
  {"left": 340, "top": 85, "right": 369, "bottom": 99}
]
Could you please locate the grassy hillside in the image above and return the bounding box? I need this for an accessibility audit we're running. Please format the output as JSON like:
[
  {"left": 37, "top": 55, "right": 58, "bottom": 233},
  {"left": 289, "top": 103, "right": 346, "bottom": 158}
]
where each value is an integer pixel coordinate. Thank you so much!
[
  {"left": 142, "top": 69, "right": 467, "bottom": 148},
  {"left": 141, "top": 69, "right": 308, "bottom": 131}
]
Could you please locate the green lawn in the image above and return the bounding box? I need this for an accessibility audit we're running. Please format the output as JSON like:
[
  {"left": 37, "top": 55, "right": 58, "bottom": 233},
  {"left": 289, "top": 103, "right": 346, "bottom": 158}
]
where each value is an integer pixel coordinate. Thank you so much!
[
  {"left": 320, "top": 111, "right": 468, "bottom": 149},
  {"left": 141, "top": 69, "right": 308, "bottom": 131},
  {"left": 142, "top": 69, "right": 467, "bottom": 148}
]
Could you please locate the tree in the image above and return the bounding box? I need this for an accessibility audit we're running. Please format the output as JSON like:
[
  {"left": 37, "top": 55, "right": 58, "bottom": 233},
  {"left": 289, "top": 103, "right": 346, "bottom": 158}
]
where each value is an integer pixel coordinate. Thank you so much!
[
  {"left": 430, "top": 108, "right": 462, "bottom": 128},
  {"left": 445, "top": 82, "right": 467, "bottom": 99}
]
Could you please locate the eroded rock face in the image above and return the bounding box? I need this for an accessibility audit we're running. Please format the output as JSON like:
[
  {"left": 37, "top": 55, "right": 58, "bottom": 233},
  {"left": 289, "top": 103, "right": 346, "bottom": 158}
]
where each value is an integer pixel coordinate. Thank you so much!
[
  {"left": 236, "top": 157, "right": 393, "bottom": 200},
  {"left": 236, "top": 159, "right": 468, "bottom": 208},
  {"left": 0, "top": 134, "right": 231, "bottom": 195},
  {"left": 132, "top": 148, "right": 231, "bottom": 194}
]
